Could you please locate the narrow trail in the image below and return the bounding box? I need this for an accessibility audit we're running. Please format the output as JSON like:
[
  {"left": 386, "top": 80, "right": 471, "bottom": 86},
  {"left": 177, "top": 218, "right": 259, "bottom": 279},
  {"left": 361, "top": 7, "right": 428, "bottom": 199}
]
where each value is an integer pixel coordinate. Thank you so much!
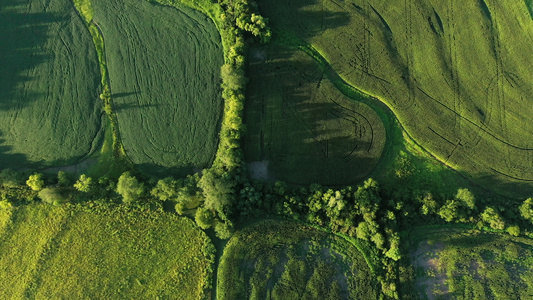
[{"left": 71, "top": 0, "right": 134, "bottom": 169}]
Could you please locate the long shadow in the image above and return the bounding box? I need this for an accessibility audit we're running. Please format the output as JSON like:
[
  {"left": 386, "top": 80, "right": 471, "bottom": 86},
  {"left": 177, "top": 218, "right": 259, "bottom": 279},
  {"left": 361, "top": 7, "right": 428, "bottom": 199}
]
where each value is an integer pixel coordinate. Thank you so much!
[
  {"left": 0, "top": 130, "right": 33, "bottom": 171},
  {"left": 257, "top": 0, "right": 351, "bottom": 39},
  {"left": 135, "top": 162, "right": 198, "bottom": 179},
  {"left": 112, "top": 91, "right": 140, "bottom": 99},
  {"left": 0, "top": 0, "right": 60, "bottom": 111},
  {"left": 243, "top": 43, "right": 385, "bottom": 186}
]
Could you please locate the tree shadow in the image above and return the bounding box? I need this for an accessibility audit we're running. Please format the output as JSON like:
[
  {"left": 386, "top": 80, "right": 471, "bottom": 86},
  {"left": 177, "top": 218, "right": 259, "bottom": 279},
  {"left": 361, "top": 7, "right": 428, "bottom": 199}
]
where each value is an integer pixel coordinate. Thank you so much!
[
  {"left": 112, "top": 91, "right": 141, "bottom": 99},
  {"left": 0, "top": 129, "right": 34, "bottom": 171},
  {"left": 243, "top": 43, "right": 386, "bottom": 186},
  {"left": 257, "top": 0, "right": 351, "bottom": 39},
  {"left": 135, "top": 162, "right": 198, "bottom": 179},
  {"left": 0, "top": 0, "right": 61, "bottom": 111}
]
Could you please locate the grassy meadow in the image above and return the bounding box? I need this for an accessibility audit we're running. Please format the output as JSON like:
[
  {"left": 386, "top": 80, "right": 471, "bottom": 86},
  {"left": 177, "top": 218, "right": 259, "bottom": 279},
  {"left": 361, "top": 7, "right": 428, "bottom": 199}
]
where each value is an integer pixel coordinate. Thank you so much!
[
  {"left": 256, "top": 0, "right": 533, "bottom": 197},
  {"left": 0, "top": 0, "right": 103, "bottom": 169},
  {"left": 92, "top": 0, "right": 224, "bottom": 177},
  {"left": 217, "top": 220, "right": 379, "bottom": 299},
  {"left": 244, "top": 43, "right": 385, "bottom": 185},
  {"left": 0, "top": 203, "right": 214, "bottom": 299},
  {"left": 406, "top": 226, "right": 533, "bottom": 299}
]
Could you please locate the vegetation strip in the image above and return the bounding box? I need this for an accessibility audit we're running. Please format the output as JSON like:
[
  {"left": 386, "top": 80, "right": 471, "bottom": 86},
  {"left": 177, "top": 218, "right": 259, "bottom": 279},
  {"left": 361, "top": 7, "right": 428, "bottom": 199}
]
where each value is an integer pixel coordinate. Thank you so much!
[{"left": 0, "top": 203, "right": 215, "bottom": 299}]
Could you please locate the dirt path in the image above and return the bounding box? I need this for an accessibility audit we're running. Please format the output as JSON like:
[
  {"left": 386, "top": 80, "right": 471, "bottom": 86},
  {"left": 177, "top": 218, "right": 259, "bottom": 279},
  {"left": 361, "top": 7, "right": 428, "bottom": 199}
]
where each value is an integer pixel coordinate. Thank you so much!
[{"left": 410, "top": 241, "right": 449, "bottom": 300}]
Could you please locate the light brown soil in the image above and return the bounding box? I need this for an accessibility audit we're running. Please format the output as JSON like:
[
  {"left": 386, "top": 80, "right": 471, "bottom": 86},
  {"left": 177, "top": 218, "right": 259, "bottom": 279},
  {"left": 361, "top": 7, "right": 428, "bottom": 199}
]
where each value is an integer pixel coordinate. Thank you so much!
[{"left": 411, "top": 241, "right": 450, "bottom": 300}]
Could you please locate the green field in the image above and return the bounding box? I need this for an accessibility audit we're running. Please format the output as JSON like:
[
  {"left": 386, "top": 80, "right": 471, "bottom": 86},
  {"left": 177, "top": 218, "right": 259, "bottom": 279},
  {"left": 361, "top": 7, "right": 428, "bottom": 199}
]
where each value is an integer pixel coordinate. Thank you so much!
[
  {"left": 217, "top": 220, "right": 379, "bottom": 299},
  {"left": 406, "top": 226, "right": 533, "bottom": 299},
  {"left": 0, "top": 203, "right": 214, "bottom": 299},
  {"left": 92, "top": 0, "right": 224, "bottom": 177},
  {"left": 0, "top": 0, "right": 103, "bottom": 169},
  {"left": 244, "top": 43, "right": 386, "bottom": 185},
  {"left": 257, "top": 0, "right": 533, "bottom": 196}
]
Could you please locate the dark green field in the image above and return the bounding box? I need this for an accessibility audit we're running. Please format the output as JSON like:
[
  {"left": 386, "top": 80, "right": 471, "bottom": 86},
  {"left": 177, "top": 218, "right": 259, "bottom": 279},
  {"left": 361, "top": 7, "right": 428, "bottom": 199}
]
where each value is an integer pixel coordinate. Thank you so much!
[
  {"left": 217, "top": 220, "right": 379, "bottom": 299},
  {"left": 407, "top": 226, "right": 533, "bottom": 299},
  {"left": 92, "top": 0, "right": 224, "bottom": 177},
  {"left": 0, "top": 203, "right": 214, "bottom": 299},
  {"left": 0, "top": 0, "right": 103, "bottom": 169},
  {"left": 257, "top": 0, "right": 533, "bottom": 197},
  {"left": 244, "top": 44, "right": 385, "bottom": 185}
]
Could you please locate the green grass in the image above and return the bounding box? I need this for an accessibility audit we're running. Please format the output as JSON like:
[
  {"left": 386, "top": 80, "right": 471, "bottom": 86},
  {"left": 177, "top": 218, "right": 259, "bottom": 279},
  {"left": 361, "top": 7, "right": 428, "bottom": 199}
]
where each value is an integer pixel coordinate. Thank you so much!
[
  {"left": 244, "top": 43, "right": 385, "bottom": 185},
  {"left": 217, "top": 219, "right": 379, "bottom": 299},
  {"left": 0, "top": 0, "right": 103, "bottom": 170},
  {"left": 257, "top": 0, "right": 533, "bottom": 197},
  {"left": 92, "top": 0, "right": 224, "bottom": 177},
  {"left": 0, "top": 203, "right": 215, "bottom": 299},
  {"left": 406, "top": 226, "right": 533, "bottom": 299}
]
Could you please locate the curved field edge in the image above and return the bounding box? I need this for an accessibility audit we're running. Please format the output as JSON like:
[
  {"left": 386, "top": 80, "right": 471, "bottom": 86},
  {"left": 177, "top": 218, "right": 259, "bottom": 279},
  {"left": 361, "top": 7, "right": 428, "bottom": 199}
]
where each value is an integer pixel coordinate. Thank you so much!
[
  {"left": 217, "top": 219, "right": 380, "bottom": 299},
  {"left": 0, "top": 0, "right": 103, "bottom": 170},
  {"left": 403, "top": 225, "right": 533, "bottom": 299},
  {"left": 0, "top": 203, "right": 215, "bottom": 299},
  {"left": 257, "top": 1, "right": 533, "bottom": 198},
  {"left": 90, "top": 0, "right": 223, "bottom": 177},
  {"left": 244, "top": 43, "right": 386, "bottom": 185}
]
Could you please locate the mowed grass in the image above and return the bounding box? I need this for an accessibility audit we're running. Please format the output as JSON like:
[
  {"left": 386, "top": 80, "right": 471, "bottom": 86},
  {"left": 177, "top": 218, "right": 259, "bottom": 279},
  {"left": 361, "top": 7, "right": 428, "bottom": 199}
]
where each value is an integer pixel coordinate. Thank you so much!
[
  {"left": 0, "top": 0, "right": 103, "bottom": 169},
  {"left": 217, "top": 220, "right": 379, "bottom": 299},
  {"left": 0, "top": 203, "right": 215, "bottom": 299},
  {"left": 408, "top": 226, "right": 533, "bottom": 299},
  {"left": 257, "top": 0, "right": 533, "bottom": 197},
  {"left": 92, "top": 0, "right": 224, "bottom": 177},
  {"left": 244, "top": 44, "right": 385, "bottom": 186}
]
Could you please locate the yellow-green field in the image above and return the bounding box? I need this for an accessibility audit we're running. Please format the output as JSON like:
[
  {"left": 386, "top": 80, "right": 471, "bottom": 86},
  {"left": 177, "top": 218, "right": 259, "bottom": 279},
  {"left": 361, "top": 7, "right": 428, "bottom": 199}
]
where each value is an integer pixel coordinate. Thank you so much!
[
  {"left": 0, "top": 203, "right": 214, "bottom": 299},
  {"left": 257, "top": 0, "right": 533, "bottom": 196}
]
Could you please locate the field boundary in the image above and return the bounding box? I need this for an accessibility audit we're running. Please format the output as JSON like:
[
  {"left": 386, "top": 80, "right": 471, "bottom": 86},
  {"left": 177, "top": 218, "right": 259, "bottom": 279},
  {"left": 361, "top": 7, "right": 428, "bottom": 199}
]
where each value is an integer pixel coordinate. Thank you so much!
[{"left": 270, "top": 27, "right": 531, "bottom": 199}]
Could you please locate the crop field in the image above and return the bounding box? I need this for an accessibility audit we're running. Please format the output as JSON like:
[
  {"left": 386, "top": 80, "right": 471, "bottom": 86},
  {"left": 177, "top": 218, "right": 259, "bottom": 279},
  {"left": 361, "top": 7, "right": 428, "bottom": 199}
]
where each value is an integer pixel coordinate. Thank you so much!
[
  {"left": 407, "top": 226, "right": 533, "bottom": 299},
  {"left": 0, "top": 203, "right": 214, "bottom": 299},
  {"left": 92, "top": 0, "right": 224, "bottom": 177},
  {"left": 217, "top": 220, "right": 379, "bottom": 299},
  {"left": 0, "top": 0, "right": 103, "bottom": 169},
  {"left": 257, "top": 0, "right": 533, "bottom": 196},
  {"left": 244, "top": 44, "right": 385, "bottom": 185}
]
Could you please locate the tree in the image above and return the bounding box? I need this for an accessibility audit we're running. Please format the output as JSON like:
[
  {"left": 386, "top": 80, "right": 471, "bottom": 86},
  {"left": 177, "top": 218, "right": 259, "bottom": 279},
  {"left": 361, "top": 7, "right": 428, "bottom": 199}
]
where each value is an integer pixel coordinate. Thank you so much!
[
  {"left": 506, "top": 225, "right": 520, "bottom": 237},
  {"left": 221, "top": 64, "right": 247, "bottom": 91},
  {"left": 198, "top": 169, "right": 233, "bottom": 214},
  {"left": 74, "top": 174, "right": 93, "bottom": 193},
  {"left": 519, "top": 198, "right": 533, "bottom": 223},
  {"left": 151, "top": 177, "right": 179, "bottom": 201},
  {"left": 215, "top": 221, "right": 234, "bottom": 240},
  {"left": 116, "top": 172, "right": 144, "bottom": 204},
  {"left": 456, "top": 188, "right": 476, "bottom": 210},
  {"left": 26, "top": 173, "right": 45, "bottom": 191},
  {"left": 195, "top": 207, "right": 214, "bottom": 230},
  {"left": 480, "top": 207, "right": 505, "bottom": 230},
  {"left": 437, "top": 200, "right": 459, "bottom": 222},
  {"left": 356, "top": 221, "right": 371, "bottom": 241},
  {"left": 57, "top": 171, "right": 70, "bottom": 187}
]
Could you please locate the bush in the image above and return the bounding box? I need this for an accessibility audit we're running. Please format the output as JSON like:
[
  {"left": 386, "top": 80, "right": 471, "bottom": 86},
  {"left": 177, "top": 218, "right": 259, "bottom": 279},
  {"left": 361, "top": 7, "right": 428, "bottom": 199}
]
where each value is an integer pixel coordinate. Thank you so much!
[
  {"left": 74, "top": 174, "right": 93, "bottom": 193},
  {"left": 38, "top": 188, "right": 65, "bottom": 205},
  {"left": 195, "top": 207, "right": 215, "bottom": 230},
  {"left": 26, "top": 173, "right": 45, "bottom": 191},
  {"left": 116, "top": 172, "right": 144, "bottom": 204}
]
